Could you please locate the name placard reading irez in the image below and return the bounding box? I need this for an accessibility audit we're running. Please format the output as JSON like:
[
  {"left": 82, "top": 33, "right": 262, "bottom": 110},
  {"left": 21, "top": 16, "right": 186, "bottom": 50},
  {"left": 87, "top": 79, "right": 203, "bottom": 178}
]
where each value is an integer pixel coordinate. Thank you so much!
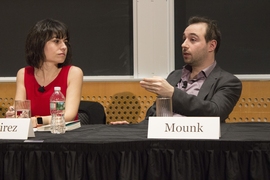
[
  {"left": 147, "top": 117, "right": 220, "bottom": 139},
  {"left": 0, "top": 118, "right": 35, "bottom": 139}
]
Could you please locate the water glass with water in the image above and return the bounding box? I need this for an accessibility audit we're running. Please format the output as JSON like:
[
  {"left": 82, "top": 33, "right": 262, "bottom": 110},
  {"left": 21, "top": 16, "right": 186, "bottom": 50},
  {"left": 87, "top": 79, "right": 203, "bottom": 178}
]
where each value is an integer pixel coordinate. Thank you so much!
[
  {"left": 14, "top": 100, "right": 31, "bottom": 118},
  {"left": 156, "top": 96, "right": 172, "bottom": 117}
]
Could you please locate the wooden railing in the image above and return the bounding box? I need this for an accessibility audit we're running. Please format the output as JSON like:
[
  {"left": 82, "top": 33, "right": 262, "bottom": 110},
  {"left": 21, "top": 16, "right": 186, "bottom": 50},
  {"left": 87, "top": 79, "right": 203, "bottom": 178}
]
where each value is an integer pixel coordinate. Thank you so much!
[{"left": 0, "top": 81, "right": 269, "bottom": 123}]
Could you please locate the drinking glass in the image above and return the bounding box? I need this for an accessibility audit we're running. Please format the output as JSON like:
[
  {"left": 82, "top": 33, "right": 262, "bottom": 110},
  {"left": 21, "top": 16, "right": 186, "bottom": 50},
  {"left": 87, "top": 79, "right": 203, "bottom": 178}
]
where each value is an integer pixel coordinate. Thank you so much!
[
  {"left": 156, "top": 96, "right": 172, "bottom": 117},
  {"left": 14, "top": 100, "right": 31, "bottom": 118}
]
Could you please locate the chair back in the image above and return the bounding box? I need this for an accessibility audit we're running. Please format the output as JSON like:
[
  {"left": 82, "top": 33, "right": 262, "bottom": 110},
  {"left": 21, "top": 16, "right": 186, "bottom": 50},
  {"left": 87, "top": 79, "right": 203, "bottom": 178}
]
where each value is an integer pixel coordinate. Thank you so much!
[{"left": 78, "top": 101, "right": 106, "bottom": 124}]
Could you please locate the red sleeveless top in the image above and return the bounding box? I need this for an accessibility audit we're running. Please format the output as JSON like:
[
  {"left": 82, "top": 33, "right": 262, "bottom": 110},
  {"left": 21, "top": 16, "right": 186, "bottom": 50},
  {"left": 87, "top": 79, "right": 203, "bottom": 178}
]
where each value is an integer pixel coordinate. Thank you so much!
[{"left": 24, "top": 66, "right": 70, "bottom": 117}]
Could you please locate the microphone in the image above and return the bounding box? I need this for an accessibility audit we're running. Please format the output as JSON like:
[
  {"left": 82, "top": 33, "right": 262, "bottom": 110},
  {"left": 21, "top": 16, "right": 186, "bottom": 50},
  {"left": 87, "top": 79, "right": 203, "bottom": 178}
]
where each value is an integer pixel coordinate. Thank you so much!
[
  {"left": 38, "top": 86, "right": 45, "bottom": 93},
  {"left": 182, "top": 81, "right": 187, "bottom": 89}
]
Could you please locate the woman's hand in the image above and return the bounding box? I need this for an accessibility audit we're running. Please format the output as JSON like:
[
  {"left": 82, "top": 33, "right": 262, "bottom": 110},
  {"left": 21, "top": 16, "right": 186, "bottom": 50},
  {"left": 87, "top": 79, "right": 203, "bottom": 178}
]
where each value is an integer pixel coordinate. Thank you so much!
[{"left": 5, "top": 106, "right": 15, "bottom": 118}]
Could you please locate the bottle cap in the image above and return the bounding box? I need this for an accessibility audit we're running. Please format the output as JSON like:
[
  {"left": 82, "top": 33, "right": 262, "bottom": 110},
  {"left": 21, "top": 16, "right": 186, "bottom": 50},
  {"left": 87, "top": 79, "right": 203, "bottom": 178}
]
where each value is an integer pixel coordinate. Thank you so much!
[{"left": 54, "top": 86, "right": 61, "bottom": 91}]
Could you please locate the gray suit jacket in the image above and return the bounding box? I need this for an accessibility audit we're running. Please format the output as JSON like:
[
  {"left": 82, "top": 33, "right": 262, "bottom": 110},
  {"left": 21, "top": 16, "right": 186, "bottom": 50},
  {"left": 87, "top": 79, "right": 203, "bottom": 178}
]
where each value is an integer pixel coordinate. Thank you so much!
[{"left": 144, "top": 64, "right": 242, "bottom": 123}]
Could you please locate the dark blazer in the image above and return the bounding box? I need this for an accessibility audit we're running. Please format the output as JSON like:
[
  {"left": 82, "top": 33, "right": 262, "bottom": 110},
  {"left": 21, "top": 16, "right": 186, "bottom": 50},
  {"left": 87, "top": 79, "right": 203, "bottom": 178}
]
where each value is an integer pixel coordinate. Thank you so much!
[{"left": 144, "top": 64, "right": 242, "bottom": 123}]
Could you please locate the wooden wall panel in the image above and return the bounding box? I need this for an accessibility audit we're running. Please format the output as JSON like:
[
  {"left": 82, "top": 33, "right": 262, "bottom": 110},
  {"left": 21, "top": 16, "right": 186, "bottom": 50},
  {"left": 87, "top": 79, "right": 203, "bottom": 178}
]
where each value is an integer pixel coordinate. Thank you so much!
[
  {"left": 226, "top": 81, "right": 270, "bottom": 123},
  {"left": 0, "top": 81, "right": 269, "bottom": 123},
  {"left": 0, "top": 81, "right": 156, "bottom": 124},
  {"left": 0, "top": 83, "right": 16, "bottom": 117},
  {"left": 81, "top": 82, "right": 156, "bottom": 123}
]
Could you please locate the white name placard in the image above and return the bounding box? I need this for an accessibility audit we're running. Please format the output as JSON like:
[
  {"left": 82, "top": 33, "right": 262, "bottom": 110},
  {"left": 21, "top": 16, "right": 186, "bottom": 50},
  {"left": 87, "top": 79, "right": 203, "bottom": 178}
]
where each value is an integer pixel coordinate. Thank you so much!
[
  {"left": 0, "top": 118, "right": 35, "bottom": 140},
  {"left": 147, "top": 117, "right": 220, "bottom": 139}
]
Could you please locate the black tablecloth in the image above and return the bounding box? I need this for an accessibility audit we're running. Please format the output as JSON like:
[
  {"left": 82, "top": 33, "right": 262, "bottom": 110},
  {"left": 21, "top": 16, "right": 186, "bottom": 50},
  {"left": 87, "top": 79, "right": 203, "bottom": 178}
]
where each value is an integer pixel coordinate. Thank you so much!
[{"left": 1, "top": 122, "right": 270, "bottom": 180}]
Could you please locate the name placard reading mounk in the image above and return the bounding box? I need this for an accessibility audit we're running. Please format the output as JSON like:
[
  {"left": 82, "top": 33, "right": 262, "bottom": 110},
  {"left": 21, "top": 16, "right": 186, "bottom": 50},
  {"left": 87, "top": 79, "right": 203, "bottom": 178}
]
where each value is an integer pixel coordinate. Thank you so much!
[{"left": 147, "top": 117, "right": 220, "bottom": 139}]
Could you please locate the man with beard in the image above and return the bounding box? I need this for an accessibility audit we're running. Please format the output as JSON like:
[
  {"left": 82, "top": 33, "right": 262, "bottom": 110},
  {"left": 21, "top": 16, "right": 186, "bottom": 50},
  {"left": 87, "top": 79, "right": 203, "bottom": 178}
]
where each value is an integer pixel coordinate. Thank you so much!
[{"left": 140, "top": 16, "right": 242, "bottom": 123}]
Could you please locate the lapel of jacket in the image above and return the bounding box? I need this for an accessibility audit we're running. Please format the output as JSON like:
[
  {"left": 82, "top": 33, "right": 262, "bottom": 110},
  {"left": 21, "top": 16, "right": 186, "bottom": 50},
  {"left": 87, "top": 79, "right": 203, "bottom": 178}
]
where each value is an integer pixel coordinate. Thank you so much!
[{"left": 197, "top": 65, "right": 221, "bottom": 99}]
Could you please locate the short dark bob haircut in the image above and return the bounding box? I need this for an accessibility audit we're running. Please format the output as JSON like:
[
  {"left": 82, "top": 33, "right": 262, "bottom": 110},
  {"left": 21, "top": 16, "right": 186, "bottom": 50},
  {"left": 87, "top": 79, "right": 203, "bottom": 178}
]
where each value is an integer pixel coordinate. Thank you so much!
[{"left": 25, "top": 18, "right": 72, "bottom": 68}]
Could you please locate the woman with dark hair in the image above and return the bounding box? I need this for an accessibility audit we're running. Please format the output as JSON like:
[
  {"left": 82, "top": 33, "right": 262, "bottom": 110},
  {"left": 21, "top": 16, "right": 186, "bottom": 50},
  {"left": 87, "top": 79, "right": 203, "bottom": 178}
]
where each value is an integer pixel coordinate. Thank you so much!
[{"left": 6, "top": 19, "right": 83, "bottom": 128}]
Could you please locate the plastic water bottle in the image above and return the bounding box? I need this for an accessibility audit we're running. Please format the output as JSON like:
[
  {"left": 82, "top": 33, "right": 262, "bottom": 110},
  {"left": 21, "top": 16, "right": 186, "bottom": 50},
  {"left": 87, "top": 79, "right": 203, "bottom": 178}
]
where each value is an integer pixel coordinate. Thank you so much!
[{"left": 50, "top": 86, "right": 66, "bottom": 134}]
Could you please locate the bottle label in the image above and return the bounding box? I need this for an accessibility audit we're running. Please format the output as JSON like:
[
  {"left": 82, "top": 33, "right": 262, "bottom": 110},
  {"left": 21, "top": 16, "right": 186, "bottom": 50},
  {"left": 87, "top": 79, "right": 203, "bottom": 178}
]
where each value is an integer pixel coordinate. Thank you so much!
[{"left": 50, "top": 102, "right": 65, "bottom": 110}]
